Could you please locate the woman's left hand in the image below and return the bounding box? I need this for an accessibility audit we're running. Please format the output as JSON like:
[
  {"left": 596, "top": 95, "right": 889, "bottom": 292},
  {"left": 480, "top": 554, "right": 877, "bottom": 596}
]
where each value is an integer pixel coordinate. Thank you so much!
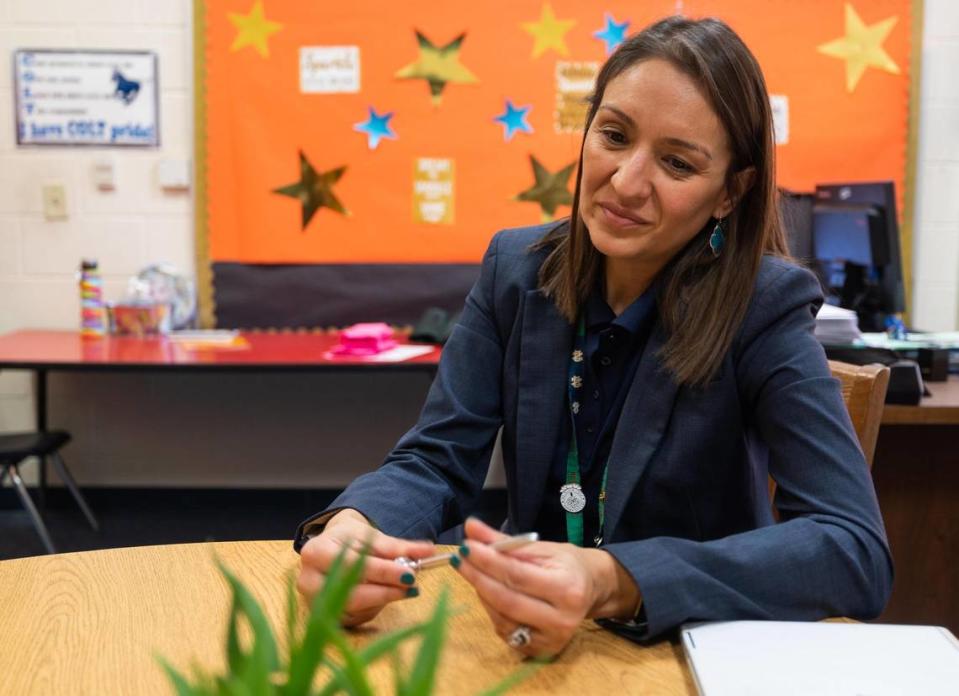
[{"left": 454, "top": 518, "right": 640, "bottom": 658}]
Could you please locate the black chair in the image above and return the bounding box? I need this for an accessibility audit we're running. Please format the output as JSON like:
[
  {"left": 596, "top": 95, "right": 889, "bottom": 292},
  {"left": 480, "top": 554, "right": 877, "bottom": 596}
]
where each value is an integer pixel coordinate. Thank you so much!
[{"left": 0, "top": 430, "right": 98, "bottom": 554}]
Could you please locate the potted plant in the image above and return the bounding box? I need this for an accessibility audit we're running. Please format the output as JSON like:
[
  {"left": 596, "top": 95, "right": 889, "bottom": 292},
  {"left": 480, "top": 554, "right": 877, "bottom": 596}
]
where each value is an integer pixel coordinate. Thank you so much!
[{"left": 159, "top": 549, "right": 537, "bottom": 695}]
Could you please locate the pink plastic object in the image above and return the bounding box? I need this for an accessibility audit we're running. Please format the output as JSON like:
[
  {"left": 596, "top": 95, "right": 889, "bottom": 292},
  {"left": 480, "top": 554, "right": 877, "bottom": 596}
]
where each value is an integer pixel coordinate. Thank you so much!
[{"left": 329, "top": 323, "right": 397, "bottom": 356}]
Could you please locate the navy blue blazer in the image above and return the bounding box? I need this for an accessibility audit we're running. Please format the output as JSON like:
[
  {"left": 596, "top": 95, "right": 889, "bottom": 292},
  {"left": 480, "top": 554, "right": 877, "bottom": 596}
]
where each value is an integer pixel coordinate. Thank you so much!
[{"left": 298, "top": 222, "right": 893, "bottom": 638}]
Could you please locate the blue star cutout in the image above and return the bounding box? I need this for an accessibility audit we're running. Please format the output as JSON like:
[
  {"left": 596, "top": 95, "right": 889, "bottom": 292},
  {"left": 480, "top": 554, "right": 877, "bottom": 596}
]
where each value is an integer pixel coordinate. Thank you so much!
[
  {"left": 594, "top": 14, "right": 629, "bottom": 55},
  {"left": 353, "top": 106, "right": 397, "bottom": 149},
  {"left": 494, "top": 100, "right": 533, "bottom": 142}
]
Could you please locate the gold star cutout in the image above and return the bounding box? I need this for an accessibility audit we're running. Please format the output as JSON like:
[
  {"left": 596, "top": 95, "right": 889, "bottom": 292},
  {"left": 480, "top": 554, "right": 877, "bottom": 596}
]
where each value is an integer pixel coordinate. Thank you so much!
[
  {"left": 817, "top": 3, "right": 900, "bottom": 92},
  {"left": 272, "top": 151, "right": 348, "bottom": 230},
  {"left": 515, "top": 155, "right": 575, "bottom": 222},
  {"left": 521, "top": 3, "right": 576, "bottom": 58},
  {"left": 228, "top": 0, "right": 282, "bottom": 58},
  {"left": 395, "top": 31, "right": 478, "bottom": 105}
]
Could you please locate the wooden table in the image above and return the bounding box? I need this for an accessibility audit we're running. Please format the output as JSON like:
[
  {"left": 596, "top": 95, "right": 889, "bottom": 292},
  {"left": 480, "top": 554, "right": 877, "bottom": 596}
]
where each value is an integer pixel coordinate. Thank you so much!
[
  {"left": 0, "top": 541, "right": 696, "bottom": 695},
  {"left": 0, "top": 329, "right": 441, "bottom": 503},
  {"left": 882, "top": 375, "right": 959, "bottom": 424},
  {"left": 0, "top": 330, "right": 442, "bottom": 430},
  {"left": 872, "top": 375, "right": 959, "bottom": 634}
]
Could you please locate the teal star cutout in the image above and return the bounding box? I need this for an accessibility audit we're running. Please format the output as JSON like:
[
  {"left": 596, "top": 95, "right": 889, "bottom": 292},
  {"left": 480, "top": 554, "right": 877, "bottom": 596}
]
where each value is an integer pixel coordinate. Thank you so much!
[
  {"left": 494, "top": 100, "right": 533, "bottom": 141},
  {"left": 354, "top": 106, "right": 397, "bottom": 149},
  {"left": 515, "top": 154, "right": 575, "bottom": 221},
  {"left": 272, "top": 150, "right": 347, "bottom": 230},
  {"left": 594, "top": 14, "right": 629, "bottom": 55}
]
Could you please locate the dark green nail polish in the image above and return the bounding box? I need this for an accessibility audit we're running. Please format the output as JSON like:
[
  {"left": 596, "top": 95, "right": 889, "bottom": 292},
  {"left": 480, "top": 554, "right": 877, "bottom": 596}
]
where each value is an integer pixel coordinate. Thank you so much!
[
  {"left": 400, "top": 572, "right": 415, "bottom": 585},
  {"left": 458, "top": 544, "right": 470, "bottom": 557},
  {"left": 450, "top": 555, "right": 462, "bottom": 569},
  {"left": 405, "top": 587, "right": 419, "bottom": 598}
]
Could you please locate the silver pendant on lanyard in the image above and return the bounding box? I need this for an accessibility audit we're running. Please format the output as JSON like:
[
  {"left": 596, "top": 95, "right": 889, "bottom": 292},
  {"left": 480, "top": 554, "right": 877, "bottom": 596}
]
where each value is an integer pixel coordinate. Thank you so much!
[{"left": 559, "top": 482, "right": 587, "bottom": 513}]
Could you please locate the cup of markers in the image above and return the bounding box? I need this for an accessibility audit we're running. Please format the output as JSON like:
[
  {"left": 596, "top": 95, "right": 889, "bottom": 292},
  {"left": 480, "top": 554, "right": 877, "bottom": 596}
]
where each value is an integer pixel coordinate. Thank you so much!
[{"left": 79, "top": 259, "right": 107, "bottom": 338}]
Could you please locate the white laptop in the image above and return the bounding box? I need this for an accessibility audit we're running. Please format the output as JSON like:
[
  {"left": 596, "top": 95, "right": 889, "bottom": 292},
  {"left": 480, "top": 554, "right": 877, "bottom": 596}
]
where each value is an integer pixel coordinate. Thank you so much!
[{"left": 681, "top": 621, "right": 959, "bottom": 696}]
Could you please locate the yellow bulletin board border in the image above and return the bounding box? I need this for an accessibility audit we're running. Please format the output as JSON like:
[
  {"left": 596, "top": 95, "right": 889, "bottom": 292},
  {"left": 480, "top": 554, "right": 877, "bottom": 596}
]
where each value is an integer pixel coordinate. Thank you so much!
[
  {"left": 902, "top": 0, "right": 924, "bottom": 323},
  {"left": 194, "top": 0, "right": 215, "bottom": 329}
]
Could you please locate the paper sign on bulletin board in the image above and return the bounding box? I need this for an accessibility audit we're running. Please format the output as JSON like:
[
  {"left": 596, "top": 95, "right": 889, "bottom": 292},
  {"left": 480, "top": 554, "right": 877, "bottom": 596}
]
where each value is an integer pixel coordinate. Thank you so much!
[
  {"left": 195, "top": 0, "right": 919, "bottom": 329},
  {"left": 14, "top": 49, "right": 159, "bottom": 147}
]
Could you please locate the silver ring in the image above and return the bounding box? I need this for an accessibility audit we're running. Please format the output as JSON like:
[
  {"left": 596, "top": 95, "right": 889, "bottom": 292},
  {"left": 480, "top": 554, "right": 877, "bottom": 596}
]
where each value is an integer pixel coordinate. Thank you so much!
[{"left": 506, "top": 624, "right": 532, "bottom": 649}]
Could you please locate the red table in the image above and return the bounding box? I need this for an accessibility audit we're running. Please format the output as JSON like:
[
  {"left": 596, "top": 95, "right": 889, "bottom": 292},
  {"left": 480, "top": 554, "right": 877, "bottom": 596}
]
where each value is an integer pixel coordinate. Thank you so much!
[
  {"left": 0, "top": 330, "right": 441, "bottom": 499},
  {"left": 0, "top": 330, "right": 442, "bottom": 372}
]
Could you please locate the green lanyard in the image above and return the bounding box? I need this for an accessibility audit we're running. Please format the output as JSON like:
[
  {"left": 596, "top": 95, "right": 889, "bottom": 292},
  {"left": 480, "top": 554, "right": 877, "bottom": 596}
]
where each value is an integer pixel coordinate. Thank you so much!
[{"left": 562, "top": 316, "right": 608, "bottom": 547}]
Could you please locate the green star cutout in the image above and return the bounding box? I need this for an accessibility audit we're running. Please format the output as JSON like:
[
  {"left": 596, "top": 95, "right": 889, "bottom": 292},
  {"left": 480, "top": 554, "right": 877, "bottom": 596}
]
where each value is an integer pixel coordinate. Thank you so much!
[
  {"left": 395, "top": 31, "right": 478, "bottom": 105},
  {"left": 514, "top": 154, "right": 575, "bottom": 221},
  {"left": 272, "top": 150, "right": 347, "bottom": 230}
]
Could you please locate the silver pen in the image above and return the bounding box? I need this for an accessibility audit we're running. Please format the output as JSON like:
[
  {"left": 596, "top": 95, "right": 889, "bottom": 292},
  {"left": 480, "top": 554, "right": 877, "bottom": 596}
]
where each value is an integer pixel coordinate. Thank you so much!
[{"left": 395, "top": 531, "right": 539, "bottom": 572}]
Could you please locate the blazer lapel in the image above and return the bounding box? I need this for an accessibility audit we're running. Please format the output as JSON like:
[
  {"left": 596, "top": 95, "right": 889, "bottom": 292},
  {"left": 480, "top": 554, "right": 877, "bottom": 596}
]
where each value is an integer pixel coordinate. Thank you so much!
[
  {"left": 514, "top": 290, "right": 571, "bottom": 532},
  {"left": 604, "top": 322, "right": 680, "bottom": 539}
]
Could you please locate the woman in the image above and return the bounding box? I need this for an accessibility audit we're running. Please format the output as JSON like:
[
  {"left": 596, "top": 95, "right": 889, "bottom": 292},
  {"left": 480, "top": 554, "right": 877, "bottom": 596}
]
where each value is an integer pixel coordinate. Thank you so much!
[{"left": 294, "top": 16, "right": 892, "bottom": 657}]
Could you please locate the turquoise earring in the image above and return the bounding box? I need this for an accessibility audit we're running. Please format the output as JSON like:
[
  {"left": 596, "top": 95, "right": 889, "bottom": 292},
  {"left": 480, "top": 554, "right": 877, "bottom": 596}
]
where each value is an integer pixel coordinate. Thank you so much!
[{"left": 708, "top": 218, "right": 725, "bottom": 258}]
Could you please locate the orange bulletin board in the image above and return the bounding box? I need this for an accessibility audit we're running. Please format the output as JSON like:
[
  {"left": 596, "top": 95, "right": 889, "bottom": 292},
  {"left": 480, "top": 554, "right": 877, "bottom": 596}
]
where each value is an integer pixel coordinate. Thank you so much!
[{"left": 195, "top": 0, "right": 919, "bottom": 328}]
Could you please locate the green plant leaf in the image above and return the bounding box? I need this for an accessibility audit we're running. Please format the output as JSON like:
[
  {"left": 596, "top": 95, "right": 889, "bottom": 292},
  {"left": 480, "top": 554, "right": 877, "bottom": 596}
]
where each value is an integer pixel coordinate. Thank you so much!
[
  {"left": 317, "top": 543, "right": 369, "bottom": 622},
  {"left": 399, "top": 588, "right": 449, "bottom": 696},
  {"left": 356, "top": 623, "right": 427, "bottom": 666},
  {"left": 325, "top": 624, "right": 376, "bottom": 696},
  {"left": 160, "top": 545, "right": 539, "bottom": 696},
  {"left": 216, "top": 674, "right": 253, "bottom": 696},
  {"left": 191, "top": 659, "right": 222, "bottom": 695},
  {"left": 391, "top": 649, "right": 405, "bottom": 696},
  {"left": 283, "top": 545, "right": 366, "bottom": 696},
  {"left": 279, "top": 552, "right": 344, "bottom": 696},
  {"left": 225, "top": 594, "right": 246, "bottom": 677},
  {"left": 283, "top": 551, "right": 347, "bottom": 695},
  {"left": 158, "top": 656, "right": 205, "bottom": 696},
  {"left": 314, "top": 623, "right": 427, "bottom": 696},
  {"left": 215, "top": 558, "right": 280, "bottom": 695}
]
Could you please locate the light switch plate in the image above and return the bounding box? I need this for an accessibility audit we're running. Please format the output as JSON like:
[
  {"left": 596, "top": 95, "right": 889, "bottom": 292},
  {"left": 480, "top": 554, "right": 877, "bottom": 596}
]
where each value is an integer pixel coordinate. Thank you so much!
[
  {"left": 93, "top": 158, "right": 116, "bottom": 190},
  {"left": 42, "top": 184, "right": 68, "bottom": 220}
]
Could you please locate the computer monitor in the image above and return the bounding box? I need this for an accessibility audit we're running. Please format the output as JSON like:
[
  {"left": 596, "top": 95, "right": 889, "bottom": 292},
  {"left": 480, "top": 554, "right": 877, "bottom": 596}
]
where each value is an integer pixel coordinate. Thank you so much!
[{"left": 812, "top": 181, "right": 905, "bottom": 332}]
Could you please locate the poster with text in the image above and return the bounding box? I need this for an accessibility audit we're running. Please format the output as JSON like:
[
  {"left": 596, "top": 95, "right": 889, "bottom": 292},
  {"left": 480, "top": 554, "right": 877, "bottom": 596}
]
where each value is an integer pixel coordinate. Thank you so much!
[{"left": 16, "top": 50, "right": 159, "bottom": 147}]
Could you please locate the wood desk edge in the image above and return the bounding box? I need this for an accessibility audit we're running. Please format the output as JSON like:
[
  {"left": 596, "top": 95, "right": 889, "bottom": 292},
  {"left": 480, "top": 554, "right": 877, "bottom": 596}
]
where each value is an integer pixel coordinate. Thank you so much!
[{"left": 0, "top": 540, "right": 698, "bottom": 695}]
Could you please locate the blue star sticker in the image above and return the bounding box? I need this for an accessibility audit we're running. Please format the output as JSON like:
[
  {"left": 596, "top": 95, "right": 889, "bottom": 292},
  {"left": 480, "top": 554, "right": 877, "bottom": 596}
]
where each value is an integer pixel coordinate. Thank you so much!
[
  {"left": 594, "top": 14, "right": 629, "bottom": 55},
  {"left": 494, "top": 100, "right": 533, "bottom": 141},
  {"left": 353, "top": 106, "right": 397, "bottom": 149}
]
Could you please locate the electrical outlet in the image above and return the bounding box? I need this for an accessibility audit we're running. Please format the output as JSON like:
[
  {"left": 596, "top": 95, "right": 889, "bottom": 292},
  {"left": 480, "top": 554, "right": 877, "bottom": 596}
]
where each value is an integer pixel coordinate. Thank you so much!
[{"left": 42, "top": 184, "right": 68, "bottom": 220}]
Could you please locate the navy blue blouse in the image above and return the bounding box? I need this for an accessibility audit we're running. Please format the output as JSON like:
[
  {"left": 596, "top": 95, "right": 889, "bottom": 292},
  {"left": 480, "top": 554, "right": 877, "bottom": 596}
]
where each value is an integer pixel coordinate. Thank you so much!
[{"left": 535, "top": 285, "right": 657, "bottom": 544}]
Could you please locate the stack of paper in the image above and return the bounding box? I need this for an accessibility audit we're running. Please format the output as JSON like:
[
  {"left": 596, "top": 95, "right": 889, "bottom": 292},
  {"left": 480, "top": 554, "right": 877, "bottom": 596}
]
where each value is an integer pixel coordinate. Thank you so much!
[
  {"left": 682, "top": 621, "right": 959, "bottom": 696},
  {"left": 168, "top": 330, "right": 240, "bottom": 344},
  {"left": 814, "top": 303, "right": 862, "bottom": 344},
  {"left": 860, "top": 331, "right": 959, "bottom": 350},
  {"left": 167, "top": 330, "right": 246, "bottom": 350}
]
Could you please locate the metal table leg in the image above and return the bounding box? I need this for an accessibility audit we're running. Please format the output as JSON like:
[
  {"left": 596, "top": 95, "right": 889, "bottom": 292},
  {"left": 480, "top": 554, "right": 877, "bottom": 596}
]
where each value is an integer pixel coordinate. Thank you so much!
[{"left": 36, "top": 369, "right": 47, "bottom": 510}]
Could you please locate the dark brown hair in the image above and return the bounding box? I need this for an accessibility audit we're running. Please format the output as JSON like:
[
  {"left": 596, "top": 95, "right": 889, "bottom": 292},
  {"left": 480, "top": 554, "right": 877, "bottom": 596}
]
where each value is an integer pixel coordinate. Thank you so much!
[{"left": 536, "top": 15, "right": 790, "bottom": 386}]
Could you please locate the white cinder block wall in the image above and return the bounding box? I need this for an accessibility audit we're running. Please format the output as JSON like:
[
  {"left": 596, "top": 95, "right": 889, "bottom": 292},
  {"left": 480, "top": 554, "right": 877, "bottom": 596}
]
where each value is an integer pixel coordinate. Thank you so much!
[
  {"left": 0, "top": 1, "right": 956, "bottom": 489},
  {"left": 0, "top": 1, "right": 194, "bottom": 435},
  {"left": 912, "top": 0, "right": 959, "bottom": 330}
]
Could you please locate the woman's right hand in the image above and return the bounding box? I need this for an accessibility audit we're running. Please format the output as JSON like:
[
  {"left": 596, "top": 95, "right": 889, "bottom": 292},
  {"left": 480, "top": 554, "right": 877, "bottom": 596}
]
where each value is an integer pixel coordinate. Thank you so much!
[{"left": 296, "top": 508, "right": 435, "bottom": 626}]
